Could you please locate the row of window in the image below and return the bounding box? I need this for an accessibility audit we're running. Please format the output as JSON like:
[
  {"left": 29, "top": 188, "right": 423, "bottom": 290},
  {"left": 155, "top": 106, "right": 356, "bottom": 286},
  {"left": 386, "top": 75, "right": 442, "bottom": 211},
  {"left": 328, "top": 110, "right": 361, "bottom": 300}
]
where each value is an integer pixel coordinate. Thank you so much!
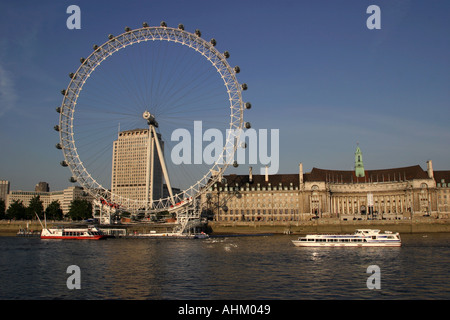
[
  {"left": 62, "top": 231, "right": 86, "bottom": 236},
  {"left": 222, "top": 209, "right": 298, "bottom": 215},
  {"left": 219, "top": 217, "right": 297, "bottom": 222},
  {"left": 301, "top": 238, "right": 366, "bottom": 242},
  {"left": 212, "top": 186, "right": 299, "bottom": 192}
]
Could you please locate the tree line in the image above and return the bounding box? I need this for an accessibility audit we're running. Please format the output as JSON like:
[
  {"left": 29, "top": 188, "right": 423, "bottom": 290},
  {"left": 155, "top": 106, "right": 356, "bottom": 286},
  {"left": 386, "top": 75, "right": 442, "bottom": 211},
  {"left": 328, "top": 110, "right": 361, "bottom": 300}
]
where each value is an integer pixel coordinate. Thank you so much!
[{"left": 0, "top": 196, "right": 93, "bottom": 221}]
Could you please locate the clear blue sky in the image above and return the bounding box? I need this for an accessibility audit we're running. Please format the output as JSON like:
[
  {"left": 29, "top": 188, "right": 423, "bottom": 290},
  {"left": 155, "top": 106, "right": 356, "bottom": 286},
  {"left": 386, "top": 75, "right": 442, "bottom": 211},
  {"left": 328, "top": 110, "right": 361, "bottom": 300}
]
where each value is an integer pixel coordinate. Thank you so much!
[{"left": 0, "top": 0, "right": 449, "bottom": 191}]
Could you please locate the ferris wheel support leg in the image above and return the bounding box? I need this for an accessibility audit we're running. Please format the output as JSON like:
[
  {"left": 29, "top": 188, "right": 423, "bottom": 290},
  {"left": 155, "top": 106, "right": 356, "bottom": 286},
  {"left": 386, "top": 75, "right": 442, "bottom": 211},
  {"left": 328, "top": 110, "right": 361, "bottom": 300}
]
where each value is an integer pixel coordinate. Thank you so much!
[
  {"left": 145, "top": 130, "right": 154, "bottom": 211},
  {"left": 150, "top": 125, "right": 175, "bottom": 206}
]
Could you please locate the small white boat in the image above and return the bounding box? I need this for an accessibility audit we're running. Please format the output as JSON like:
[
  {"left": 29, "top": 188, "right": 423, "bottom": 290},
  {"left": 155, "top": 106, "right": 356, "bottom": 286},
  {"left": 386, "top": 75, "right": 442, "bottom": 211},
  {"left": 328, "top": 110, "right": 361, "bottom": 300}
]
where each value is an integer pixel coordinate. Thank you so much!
[
  {"left": 17, "top": 228, "right": 40, "bottom": 237},
  {"left": 129, "top": 231, "right": 209, "bottom": 239},
  {"left": 34, "top": 212, "right": 107, "bottom": 240},
  {"left": 292, "top": 229, "right": 401, "bottom": 247},
  {"left": 41, "top": 226, "right": 108, "bottom": 240}
]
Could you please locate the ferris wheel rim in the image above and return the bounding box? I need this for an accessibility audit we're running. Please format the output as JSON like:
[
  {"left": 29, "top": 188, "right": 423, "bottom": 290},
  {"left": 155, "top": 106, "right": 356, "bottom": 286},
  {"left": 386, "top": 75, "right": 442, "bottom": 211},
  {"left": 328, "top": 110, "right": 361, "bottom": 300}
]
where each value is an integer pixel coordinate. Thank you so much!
[{"left": 58, "top": 24, "right": 246, "bottom": 212}]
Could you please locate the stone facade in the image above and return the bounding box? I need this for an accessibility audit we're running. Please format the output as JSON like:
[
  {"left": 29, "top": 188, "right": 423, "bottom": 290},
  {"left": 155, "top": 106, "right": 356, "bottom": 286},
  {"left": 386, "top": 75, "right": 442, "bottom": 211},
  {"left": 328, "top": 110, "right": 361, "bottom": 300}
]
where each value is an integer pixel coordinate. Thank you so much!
[{"left": 204, "top": 158, "right": 450, "bottom": 222}]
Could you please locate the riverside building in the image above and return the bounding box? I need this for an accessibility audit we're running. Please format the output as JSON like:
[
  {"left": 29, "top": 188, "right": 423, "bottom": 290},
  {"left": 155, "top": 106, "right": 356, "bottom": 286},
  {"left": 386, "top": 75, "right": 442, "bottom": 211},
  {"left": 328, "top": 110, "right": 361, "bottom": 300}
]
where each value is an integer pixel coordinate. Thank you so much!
[
  {"left": 6, "top": 185, "right": 93, "bottom": 215},
  {"left": 111, "top": 128, "right": 164, "bottom": 211},
  {"left": 206, "top": 147, "right": 450, "bottom": 222},
  {"left": 0, "top": 180, "right": 10, "bottom": 202}
]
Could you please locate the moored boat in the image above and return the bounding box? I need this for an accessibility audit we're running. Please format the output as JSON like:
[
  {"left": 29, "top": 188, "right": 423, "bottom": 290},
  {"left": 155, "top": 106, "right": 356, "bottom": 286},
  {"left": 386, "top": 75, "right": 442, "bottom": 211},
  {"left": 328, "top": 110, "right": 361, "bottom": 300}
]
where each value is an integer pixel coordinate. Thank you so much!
[
  {"left": 17, "top": 228, "right": 40, "bottom": 237},
  {"left": 127, "top": 230, "right": 209, "bottom": 239},
  {"left": 292, "top": 229, "right": 401, "bottom": 247},
  {"left": 40, "top": 226, "right": 107, "bottom": 240},
  {"left": 34, "top": 212, "right": 107, "bottom": 240}
]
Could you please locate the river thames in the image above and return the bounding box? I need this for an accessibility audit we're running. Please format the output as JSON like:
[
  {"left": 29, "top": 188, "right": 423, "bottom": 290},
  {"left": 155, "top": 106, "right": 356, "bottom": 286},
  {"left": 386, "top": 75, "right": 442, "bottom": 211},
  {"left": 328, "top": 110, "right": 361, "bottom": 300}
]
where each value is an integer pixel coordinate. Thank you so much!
[{"left": 0, "top": 233, "right": 449, "bottom": 300}]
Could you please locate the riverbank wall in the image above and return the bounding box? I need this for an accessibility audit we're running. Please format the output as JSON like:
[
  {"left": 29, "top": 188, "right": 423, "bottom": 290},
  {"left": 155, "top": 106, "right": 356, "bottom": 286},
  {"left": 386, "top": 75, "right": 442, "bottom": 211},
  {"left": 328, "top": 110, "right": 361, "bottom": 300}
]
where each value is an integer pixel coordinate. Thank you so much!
[
  {"left": 0, "top": 220, "right": 177, "bottom": 236},
  {"left": 2, "top": 217, "right": 450, "bottom": 236},
  {"left": 208, "top": 218, "right": 450, "bottom": 234}
]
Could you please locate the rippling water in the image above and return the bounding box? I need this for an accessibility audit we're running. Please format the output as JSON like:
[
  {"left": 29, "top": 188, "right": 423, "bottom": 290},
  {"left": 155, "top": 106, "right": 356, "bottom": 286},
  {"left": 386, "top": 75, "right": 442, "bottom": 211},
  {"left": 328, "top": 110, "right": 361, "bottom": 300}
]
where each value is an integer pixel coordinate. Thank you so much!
[{"left": 0, "top": 233, "right": 449, "bottom": 300}]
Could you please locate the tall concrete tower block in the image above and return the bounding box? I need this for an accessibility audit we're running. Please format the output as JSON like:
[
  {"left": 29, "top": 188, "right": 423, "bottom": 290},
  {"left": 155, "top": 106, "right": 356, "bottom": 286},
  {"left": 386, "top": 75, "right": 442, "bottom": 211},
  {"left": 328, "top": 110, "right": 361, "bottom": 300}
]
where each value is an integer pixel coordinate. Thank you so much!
[{"left": 111, "top": 128, "right": 163, "bottom": 211}]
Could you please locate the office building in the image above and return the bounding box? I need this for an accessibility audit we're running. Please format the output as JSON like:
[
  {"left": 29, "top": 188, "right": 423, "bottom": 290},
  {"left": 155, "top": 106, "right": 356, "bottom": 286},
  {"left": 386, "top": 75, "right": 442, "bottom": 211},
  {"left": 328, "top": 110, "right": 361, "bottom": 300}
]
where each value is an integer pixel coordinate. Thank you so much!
[{"left": 111, "top": 128, "right": 164, "bottom": 211}]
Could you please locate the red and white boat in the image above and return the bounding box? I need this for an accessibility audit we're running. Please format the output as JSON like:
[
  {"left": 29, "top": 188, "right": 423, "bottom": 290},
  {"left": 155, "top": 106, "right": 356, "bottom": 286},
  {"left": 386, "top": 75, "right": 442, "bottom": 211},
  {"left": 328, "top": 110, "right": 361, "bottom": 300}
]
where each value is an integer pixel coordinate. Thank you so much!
[{"left": 40, "top": 226, "right": 107, "bottom": 240}]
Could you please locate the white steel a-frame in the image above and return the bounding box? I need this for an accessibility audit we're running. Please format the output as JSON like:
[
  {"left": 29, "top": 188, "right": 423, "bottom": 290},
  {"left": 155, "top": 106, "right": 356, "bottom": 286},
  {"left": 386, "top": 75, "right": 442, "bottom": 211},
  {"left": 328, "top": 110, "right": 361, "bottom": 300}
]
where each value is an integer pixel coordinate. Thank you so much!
[{"left": 143, "top": 111, "right": 175, "bottom": 209}]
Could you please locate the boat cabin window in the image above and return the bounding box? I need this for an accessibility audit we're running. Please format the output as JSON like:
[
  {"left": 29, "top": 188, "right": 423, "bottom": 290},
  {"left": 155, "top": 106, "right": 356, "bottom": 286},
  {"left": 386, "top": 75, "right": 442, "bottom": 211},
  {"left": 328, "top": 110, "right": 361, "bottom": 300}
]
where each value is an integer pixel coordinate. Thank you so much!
[{"left": 62, "top": 231, "right": 85, "bottom": 236}]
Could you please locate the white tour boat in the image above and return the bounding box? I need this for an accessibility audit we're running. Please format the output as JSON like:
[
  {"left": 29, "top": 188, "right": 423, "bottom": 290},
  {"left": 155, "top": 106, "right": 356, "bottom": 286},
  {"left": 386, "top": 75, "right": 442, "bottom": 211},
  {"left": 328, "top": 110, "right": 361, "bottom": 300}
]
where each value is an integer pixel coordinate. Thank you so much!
[
  {"left": 292, "top": 229, "right": 401, "bottom": 247},
  {"left": 34, "top": 212, "right": 107, "bottom": 240},
  {"left": 130, "top": 231, "right": 209, "bottom": 239},
  {"left": 41, "top": 226, "right": 108, "bottom": 240}
]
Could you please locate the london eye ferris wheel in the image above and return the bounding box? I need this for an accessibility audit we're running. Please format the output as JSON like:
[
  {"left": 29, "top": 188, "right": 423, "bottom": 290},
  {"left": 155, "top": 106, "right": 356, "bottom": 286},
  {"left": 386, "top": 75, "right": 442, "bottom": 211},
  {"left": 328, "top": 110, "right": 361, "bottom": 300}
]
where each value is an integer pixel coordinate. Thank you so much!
[{"left": 55, "top": 22, "right": 251, "bottom": 214}]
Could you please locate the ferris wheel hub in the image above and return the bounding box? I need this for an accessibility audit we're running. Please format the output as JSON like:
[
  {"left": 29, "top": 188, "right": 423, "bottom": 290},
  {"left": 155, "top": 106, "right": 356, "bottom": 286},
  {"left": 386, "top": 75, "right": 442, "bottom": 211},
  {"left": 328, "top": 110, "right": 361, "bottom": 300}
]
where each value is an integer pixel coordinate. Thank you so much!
[{"left": 143, "top": 110, "right": 158, "bottom": 127}]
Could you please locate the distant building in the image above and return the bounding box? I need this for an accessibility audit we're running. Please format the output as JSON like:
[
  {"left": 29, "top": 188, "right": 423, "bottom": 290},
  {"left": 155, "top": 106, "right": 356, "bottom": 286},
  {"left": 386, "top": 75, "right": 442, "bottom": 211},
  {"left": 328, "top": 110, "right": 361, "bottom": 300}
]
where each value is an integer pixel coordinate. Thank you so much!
[
  {"left": 434, "top": 170, "right": 450, "bottom": 215},
  {"left": 35, "top": 182, "right": 50, "bottom": 192},
  {"left": 6, "top": 185, "right": 93, "bottom": 216},
  {"left": 0, "top": 180, "right": 10, "bottom": 202},
  {"left": 204, "top": 147, "right": 450, "bottom": 222},
  {"left": 111, "top": 128, "right": 164, "bottom": 212}
]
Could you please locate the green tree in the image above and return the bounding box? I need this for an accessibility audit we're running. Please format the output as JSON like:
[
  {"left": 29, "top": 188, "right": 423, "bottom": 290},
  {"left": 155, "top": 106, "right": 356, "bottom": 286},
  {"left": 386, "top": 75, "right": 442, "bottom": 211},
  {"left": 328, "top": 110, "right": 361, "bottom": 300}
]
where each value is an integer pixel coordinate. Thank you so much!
[
  {"left": 27, "top": 196, "right": 44, "bottom": 220},
  {"left": 68, "top": 199, "right": 92, "bottom": 221},
  {"left": 6, "top": 200, "right": 27, "bottom": 220},
  {"left": 45, "top": 200, "right": 64, "bottom": 220}
]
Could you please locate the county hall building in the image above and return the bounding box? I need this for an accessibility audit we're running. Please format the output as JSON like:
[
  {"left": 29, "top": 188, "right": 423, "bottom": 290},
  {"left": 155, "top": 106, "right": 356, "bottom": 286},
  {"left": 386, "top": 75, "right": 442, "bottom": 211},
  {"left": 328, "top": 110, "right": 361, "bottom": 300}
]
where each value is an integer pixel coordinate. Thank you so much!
[{"left": 205, "top": 147, "right": 450, "bottom": 222}]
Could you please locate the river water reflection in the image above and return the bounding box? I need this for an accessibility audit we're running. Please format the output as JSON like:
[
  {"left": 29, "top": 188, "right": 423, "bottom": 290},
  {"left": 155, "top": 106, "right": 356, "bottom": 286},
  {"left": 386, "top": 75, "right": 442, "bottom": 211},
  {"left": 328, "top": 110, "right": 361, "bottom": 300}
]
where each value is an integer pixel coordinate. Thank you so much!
[{"left": 0, "top": 233, "right": 449, "bottom": 300}]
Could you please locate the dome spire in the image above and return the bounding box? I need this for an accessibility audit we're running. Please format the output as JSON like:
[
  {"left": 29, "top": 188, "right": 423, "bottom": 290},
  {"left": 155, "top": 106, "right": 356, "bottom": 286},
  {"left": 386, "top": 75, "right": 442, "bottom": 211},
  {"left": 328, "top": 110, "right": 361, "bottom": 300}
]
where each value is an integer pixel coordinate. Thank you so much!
[{"left": 355, "top": 144, "right": 365, "bottom": 177}]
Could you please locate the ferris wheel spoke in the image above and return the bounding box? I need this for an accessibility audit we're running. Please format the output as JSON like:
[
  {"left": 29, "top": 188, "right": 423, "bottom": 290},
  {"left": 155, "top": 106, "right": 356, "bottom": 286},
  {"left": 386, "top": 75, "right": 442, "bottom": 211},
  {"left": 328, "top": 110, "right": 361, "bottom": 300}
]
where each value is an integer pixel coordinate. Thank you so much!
[
  {"left": 159, "top": 105, "right": 225, "bottom": 117},
  {"left": 156, "top": 67, "right": 223, "bottom": 112}
]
